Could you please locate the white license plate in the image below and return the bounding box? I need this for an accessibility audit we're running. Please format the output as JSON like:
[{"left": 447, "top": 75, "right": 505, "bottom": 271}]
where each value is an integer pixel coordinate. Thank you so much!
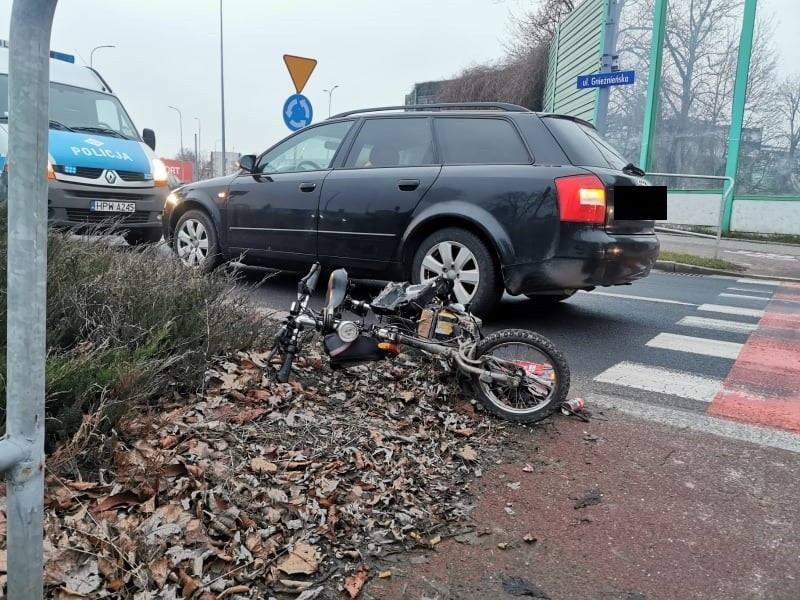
[{"left": 91, "top": 201, "right": 135, "bottom": 213}]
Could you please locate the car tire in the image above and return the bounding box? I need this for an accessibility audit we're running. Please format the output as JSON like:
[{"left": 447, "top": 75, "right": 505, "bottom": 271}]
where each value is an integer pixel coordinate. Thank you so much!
[
  {"left": 174, "top": 209, "right": 222, "bottom": 273},
  {"left": 411, "top": 227, "right": 502, "bottom": 317},
  {"left": 123, "top": 228, "right": 162, "bottom": 246},
  {"left": 524, "top": 290, "right": 577, "bottom": 305}
]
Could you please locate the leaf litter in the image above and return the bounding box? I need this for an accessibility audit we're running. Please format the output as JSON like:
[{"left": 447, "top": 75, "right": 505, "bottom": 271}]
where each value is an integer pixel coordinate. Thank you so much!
[{"left": 0, "top": 346, "right": 512, "bottom": 598}]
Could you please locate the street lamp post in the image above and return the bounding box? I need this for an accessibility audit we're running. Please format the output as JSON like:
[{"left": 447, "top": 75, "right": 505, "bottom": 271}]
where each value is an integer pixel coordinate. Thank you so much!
[
  {"left": 323, "top": 85, "right": 339, "bottom": 118},
  {"left": 89, "top": 44, "right": 115, "bottom": 69},
  {"left": 168, "top": 105, "right": 183, "bottom": 156},
  {"left": 220, "top": 0, "right": 227, "bottom": 174},
  {"left": 194, "top": 117, "right": 201, "bottom": 180}
]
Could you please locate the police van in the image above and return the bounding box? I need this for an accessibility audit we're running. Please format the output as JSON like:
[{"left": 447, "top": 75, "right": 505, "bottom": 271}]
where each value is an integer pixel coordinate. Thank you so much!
[{"left": 0, "top": 41, "right": 168, "bottom": 244}]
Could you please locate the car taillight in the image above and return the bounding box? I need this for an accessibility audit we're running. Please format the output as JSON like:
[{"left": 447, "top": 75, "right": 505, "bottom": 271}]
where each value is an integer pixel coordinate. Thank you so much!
[{"left": 555, "top": 174, "right": 606, "bottom": 224}]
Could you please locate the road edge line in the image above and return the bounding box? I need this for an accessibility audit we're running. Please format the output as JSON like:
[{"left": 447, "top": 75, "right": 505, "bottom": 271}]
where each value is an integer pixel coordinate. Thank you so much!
[{"left": 585, "top": 392, "right": 800, "bottom": 454}]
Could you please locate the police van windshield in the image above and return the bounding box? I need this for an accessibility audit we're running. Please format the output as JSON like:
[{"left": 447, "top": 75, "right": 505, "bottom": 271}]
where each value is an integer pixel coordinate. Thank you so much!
[{"left": 0, "top": 74, "right": 139, "bottom": 141}]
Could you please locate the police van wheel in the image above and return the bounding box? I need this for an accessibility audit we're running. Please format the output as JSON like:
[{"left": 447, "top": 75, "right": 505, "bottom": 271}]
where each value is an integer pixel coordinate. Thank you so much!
[{"left": 124, "top": 228, "right": 162, "bottom": 246}]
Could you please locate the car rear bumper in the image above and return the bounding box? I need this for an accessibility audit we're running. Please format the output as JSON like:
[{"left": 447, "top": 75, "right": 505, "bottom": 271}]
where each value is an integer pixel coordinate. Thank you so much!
[
  {"left": 47, "top": 180, "right": 166, "bottom": 232},
  {"left": 503, "top": 229, "right": 660, "bottom": 295}
]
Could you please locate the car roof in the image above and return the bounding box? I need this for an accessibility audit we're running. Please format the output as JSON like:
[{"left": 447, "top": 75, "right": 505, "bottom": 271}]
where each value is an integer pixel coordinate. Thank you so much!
[{"left": 328, "top": 102, "right": 532, "bottom": 120}]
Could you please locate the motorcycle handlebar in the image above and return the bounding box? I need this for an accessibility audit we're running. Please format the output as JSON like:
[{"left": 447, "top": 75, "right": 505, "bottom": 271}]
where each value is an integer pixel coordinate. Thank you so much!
[{"left": 299, "top": 262, "right": 322, "bottom": 296}]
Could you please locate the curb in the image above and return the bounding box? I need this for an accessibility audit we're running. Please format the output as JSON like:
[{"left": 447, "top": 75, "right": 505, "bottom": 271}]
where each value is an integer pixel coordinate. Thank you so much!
[{"left": 653, "top": 260, "right": 800, "bottom": 282}]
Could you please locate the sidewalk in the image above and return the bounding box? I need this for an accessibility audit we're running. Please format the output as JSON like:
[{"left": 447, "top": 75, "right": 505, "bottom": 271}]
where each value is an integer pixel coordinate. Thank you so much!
[
  {"left": 657, "top": 232, "right": 800, "bottom": 280},
  {"left": 365, "top": 414, "right": 800, "bottom": 600}
]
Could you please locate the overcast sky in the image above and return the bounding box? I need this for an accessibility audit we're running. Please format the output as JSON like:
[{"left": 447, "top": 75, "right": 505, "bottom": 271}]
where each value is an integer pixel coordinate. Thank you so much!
[
  {"left": 1, "top": 0, "right": 798, "bottom": 160},
  {"left": 0, "top": 0, "right": 521, "bottom": 159}
]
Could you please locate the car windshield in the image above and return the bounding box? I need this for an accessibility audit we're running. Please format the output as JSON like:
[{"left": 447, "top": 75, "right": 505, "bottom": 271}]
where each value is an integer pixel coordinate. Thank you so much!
[
  {"left": 0, "top": 74, "right": 139, "bottom": 140},
  {"left": 542, "top": 115, "right": 630, "bottom": 171}
]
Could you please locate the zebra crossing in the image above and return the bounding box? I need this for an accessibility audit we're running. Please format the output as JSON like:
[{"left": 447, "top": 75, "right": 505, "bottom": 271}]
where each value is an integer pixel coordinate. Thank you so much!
[{"left": 591, "top": 277, "right": 783, "bottom": 417}]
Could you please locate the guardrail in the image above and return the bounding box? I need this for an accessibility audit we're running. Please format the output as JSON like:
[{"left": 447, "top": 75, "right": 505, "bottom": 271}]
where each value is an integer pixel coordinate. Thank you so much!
[{"left": 645, "top": 172, "right": 735, "bottom": 260}]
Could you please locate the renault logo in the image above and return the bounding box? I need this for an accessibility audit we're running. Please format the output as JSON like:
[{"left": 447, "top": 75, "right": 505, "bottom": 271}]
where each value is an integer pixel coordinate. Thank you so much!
[{"left": 105, "top": 170, "right": 117, "bottom": 184}]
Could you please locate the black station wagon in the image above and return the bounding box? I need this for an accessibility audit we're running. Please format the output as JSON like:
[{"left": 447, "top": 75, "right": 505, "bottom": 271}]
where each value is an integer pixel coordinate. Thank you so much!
[{"left": 163, "top": 103, "right": 660, "bottom": 316}]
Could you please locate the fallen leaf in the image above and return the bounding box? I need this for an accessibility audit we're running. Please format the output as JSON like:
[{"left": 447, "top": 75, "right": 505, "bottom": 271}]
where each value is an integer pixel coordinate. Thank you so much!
[
  {"left": 149, "top": 557, "right": 170, "bottom": 588},
  {"left": 63, "top": 559, "right": 101, "bottom": 594},
  {"left": 343, "top": 566, "right": 370, "bottom": 599},
  {"left": 216, "top": 585, "right": 251, "bottom": 598},
  {"left": 378, "top": 570, "right": 392, "bottom": 579},
  {"left": 177, "top": 569, "right": 201, "bottom": 599},
  {"left": 250, "top": 457, "right": 278, "bottom": 474},
  {"left": 232, "top": 407, "right": 270, "bottom": 424},
  {"left": 458, "top": 446, "right": 478, "bottom": 461},
  {"left": 53, "top": 589, "right": 89, "bottom": 600},
  {"left": 93, "top": 491, "right": 143, "bottom": 513},
  {"left": 277, "top": 542, "right": 318, "bottom": 575}
]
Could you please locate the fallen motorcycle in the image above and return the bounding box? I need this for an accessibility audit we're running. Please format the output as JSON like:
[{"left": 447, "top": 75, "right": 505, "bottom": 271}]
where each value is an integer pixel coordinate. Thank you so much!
[{"left": 266, "top": 263, "right": 570, "bottom": 424}]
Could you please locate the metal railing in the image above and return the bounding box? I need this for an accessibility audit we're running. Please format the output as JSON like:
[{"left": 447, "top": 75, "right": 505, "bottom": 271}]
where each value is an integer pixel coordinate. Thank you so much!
[{"left": 645, "top": 172, "right": 735, "bottom": 260}]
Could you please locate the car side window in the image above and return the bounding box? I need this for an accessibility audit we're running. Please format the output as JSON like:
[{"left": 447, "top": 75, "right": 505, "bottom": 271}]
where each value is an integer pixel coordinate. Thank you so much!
[
  {"left": 257, "top": 121, "right": 353, "bottom": 174},
  {"left": 435, "top": 117, "right": 530, "bottom": 165},
  {"left": 344, "top": 118, "right": 436, "bottom": 168}
]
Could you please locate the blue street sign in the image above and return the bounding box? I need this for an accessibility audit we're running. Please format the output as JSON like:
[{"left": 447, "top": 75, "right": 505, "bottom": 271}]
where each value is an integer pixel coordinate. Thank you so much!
[
  {"left": 576, "top": 70, "right": 636, "bottom": 90},
  {"left": 283, "top": 94, "right": 313, "bottom": 131}
]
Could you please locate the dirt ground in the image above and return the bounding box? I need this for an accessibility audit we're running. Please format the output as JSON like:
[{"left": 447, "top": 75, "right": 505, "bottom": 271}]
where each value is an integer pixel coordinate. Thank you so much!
[{"left": 364, "top": 409, "right": 800, "bottom": 600}]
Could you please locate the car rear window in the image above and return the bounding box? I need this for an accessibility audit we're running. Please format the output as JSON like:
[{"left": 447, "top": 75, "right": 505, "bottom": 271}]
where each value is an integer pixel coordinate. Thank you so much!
[
  {"left": 542, "top": 116, "right": 630, "bottom": 170},
  {"left": 435, "top": 117, "right": 531, "bottom": 165}
]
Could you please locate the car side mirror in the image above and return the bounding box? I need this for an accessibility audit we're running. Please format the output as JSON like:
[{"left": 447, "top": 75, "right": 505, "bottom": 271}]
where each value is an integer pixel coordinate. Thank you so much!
[
  {"left": 237, "top": 154, "right": 256, "bottom": 173},
  {"left": 142, "top": 128, "right": 156, "bottom": 151}
]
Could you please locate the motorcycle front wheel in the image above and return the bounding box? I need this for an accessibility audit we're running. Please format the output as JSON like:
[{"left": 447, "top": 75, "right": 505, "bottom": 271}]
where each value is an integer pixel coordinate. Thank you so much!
[{"left": 471, "top": 329, "right": 570, "bottom": 423}]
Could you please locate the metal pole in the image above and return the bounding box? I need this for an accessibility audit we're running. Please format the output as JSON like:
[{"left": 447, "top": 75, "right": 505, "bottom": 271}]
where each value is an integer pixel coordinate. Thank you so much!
[
  {"left": 168, "top": 105, "right": 183, "bottom": 156},
  {"left": 721, "top": 0, "right": 758, "bottom": 233},
  {"left": 646, "top": 171, "right": 734, "bottom": 259},
  {"left": 220, "top": 0, "right": 227, "bottom": 175},
  {"left": 323, "top": 85, "right": 339, "bottom": 118},
  {"left": 595, "top": 0, "right": 624, "bottom": 134},
  {"left": 194, "top": 116, "right": 201, "bottom": 178},
  {"left": 194, "top": 133, "right": 199, "bottom": 182},
  {"left": 4, "top": 0, "right": 58, "bottom": 596},
  {"left": 89, "top": 44, "right": 114, "bottom": 69},
  {"left": 639, "top": 0, "right": 668, "bottom": 171}
]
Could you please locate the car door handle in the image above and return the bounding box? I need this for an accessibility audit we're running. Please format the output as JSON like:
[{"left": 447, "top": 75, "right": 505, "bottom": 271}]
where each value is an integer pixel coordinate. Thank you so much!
[
  {"left": 398, "top": 179, "right": 420, "bottom": 191},
  {"left": 299, "top": 182, "right": 316, "bottom": 192}
]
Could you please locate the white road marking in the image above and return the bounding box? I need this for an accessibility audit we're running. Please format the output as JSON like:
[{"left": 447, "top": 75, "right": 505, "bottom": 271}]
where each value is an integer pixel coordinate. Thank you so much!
[
  {"left": 594, "top": 362, "right": 722, "bottom": 403},
  {"left": 736, "top": 278, "right": 782, "bottom": 286},
  {"left": 646, "top": 333, "right": 743, "bottom": 360},
  {"left": 586, "top": 393, "right": 800, "bottom": 454},
  {"left": 677, "top": 316, "right": 757, "bottom": 335},
  {"left": 698, "top": 304, "right": 765, "bottom": 318},
  {"left": 584, "top": 291, "right": 697, "bottom": 306},
  {"left": 719, "top": 293, "right": 771, "bottom": 301},
  {"left": 726, "top": 286, "right": 773, "bottom": 294}
]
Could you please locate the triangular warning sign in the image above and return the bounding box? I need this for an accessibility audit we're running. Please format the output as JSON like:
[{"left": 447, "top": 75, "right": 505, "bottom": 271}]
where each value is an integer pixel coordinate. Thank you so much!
[{"left": 283, "top": 54, "right": 317, "bottom": 94}]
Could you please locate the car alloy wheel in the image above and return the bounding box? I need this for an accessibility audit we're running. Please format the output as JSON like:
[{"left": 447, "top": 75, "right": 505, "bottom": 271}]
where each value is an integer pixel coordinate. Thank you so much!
[
  {"left": 418, "top": 240, "right": 480, "bottom": 305},
  {"left": 176, "top": 217, "right": 210, "bottom": 268}
]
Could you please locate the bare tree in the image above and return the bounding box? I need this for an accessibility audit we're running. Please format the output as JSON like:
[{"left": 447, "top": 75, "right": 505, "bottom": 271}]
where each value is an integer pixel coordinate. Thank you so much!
[
  {"left": 436, "top": 0, "right": 571, "bottom": 110},
  {"left": 604, "top": 0, "right": 778, "bottom": 183},
  {"left": 776, "top": 74, "right": 800, "bottom": 157}
]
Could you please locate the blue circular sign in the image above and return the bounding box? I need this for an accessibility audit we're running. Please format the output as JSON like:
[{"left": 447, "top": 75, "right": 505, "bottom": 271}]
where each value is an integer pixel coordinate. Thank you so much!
[{"left": 283, "top": 94, "right": 313, "bottom": 131}]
